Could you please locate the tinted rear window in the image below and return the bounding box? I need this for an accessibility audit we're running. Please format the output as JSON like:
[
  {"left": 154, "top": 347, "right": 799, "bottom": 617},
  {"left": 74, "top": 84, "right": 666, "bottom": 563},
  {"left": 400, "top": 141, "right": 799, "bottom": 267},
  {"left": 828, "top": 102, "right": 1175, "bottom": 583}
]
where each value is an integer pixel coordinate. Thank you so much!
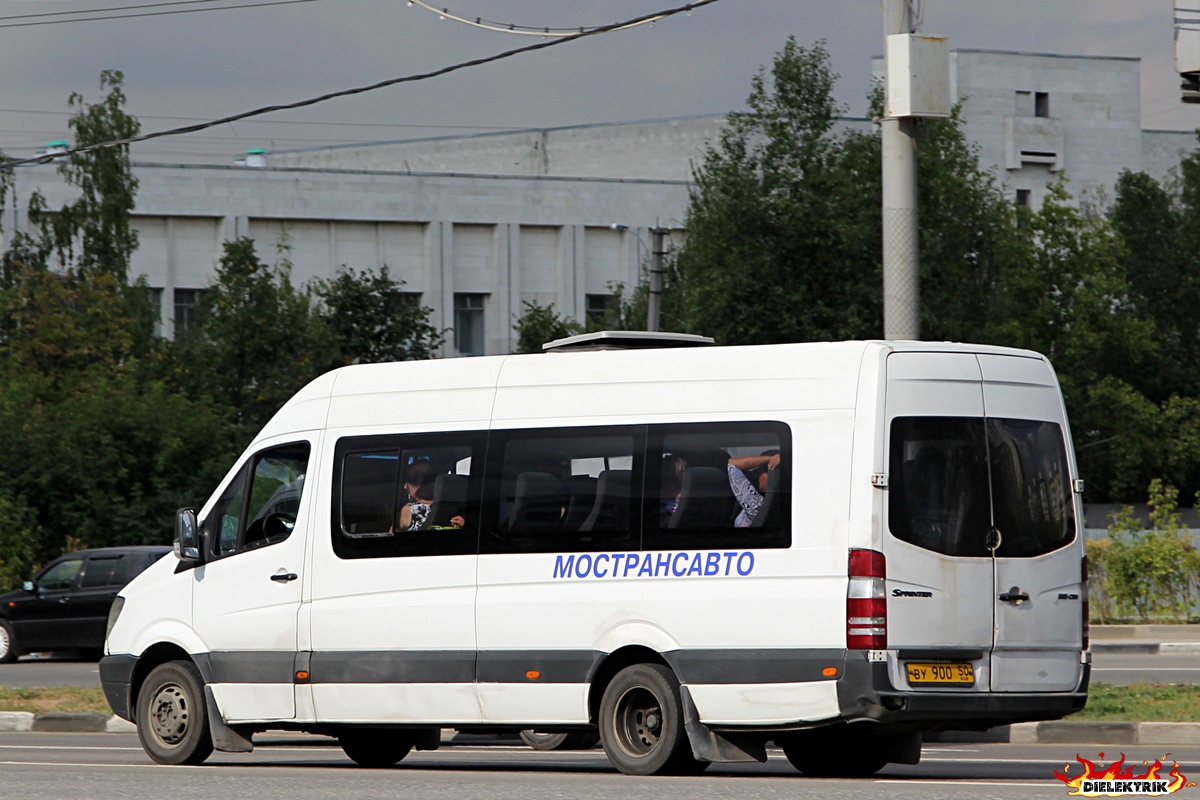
[{"left": 889, "top": 417, "right": 1075, "bottom": 558}]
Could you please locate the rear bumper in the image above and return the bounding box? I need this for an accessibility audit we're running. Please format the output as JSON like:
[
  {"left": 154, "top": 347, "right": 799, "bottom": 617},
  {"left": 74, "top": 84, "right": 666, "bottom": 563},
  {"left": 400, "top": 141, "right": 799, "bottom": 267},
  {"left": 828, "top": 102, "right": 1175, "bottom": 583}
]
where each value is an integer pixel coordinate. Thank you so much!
[
  {"left": 98, "top": 654, "right": 138, "bottom": 722},
  {"left": 836, "top": 650, "right": 1090, "bottom": 731}
]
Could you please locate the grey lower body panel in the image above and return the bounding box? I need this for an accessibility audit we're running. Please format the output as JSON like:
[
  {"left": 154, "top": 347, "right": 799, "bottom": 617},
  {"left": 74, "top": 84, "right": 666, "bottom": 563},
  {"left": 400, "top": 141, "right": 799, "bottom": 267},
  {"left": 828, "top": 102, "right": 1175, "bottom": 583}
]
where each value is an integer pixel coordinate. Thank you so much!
[{"left": 833, "top": 650, "right": 1090, "bottom": 731}]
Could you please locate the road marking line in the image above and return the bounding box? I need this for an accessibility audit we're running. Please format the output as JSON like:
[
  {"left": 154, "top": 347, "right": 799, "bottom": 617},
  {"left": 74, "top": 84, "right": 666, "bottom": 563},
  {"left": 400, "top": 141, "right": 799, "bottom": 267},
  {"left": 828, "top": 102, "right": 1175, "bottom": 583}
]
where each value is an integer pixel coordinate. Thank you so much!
[{"left": 0, "top": 745, "right": 142, "bottom": 751}]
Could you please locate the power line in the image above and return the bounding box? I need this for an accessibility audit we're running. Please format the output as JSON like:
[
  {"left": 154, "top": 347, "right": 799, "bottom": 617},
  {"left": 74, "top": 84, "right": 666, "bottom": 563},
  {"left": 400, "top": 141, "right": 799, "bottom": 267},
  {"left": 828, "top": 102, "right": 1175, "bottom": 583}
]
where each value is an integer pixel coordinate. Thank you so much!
[
  {"left": 0, "top": 0, "right": 719, "bottom": 170},
  {"left": 0, "top": 0, "right": 223, "bottom": 23},
  {"left": 405, "top": 0, "right": 674, "bottom": 37},
  {"left": 0, "top": 0, "right": 322, "bottom": 29},
  {"left": 0, "top": 106, "right": 526, "bottom": 132}
]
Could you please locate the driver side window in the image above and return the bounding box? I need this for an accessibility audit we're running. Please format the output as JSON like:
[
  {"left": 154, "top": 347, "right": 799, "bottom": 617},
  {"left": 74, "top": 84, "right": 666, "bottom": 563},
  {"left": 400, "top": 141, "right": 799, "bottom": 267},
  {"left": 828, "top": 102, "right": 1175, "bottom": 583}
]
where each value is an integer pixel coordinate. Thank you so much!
[{"left": 208, "top": 442, "right": 311, "bottom": 558}]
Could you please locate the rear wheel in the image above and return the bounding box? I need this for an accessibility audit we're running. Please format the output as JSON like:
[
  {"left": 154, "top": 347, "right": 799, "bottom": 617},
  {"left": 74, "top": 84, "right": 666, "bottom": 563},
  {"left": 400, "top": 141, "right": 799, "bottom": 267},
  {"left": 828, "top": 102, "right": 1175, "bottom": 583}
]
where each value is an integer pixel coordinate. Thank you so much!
[
  {"left": 136, "top": 660, "right": 213, "bottom": 765},
  {"left": 0, "top": 620, "right": 17, "bottom": 663},
  {"left": 338, "top": 730, "right": 413, "bottom": 768},
  {"left": 598, "top": 663, "right": 705, "bottom": 776},
  {"left": 779, "top": 733, "right": 888, "bottom": 778},
  {"left": 519, "top": 730, "right": 601, "bottom": 751}
]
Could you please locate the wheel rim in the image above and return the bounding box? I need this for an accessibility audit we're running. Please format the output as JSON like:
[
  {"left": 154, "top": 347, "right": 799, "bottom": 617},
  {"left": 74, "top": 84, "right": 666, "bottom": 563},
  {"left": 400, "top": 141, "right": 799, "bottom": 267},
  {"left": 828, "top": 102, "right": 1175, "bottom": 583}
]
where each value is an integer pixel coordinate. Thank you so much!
[
  {"left": 148, "top": 682, "right": 192, "bottom": 747},
  {"left": 0, "top": 626, "right": 10, "bottom": 659},
  {"left": 613, "top": 685, "right": 663, "bottom": 758}
]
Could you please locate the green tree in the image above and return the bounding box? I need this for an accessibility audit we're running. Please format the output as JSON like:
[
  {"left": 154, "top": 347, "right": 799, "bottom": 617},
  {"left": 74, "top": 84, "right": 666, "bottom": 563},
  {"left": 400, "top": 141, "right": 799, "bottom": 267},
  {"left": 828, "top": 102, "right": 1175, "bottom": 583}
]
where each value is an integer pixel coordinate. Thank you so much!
[
  {"left": 0, "top": 489, "right": 37, "bottom": 591},
  {"left": 513, "top": 300, "right": 583, "bottom": 353},
  {"left": 313, "top": 265, "right": 443, "bottom": 365},
  {"left": 673, "top": 39, "right": 881, "bottom": 344},
  {"left": 172, "top": 237, "right": 323, "bottom": 439}
]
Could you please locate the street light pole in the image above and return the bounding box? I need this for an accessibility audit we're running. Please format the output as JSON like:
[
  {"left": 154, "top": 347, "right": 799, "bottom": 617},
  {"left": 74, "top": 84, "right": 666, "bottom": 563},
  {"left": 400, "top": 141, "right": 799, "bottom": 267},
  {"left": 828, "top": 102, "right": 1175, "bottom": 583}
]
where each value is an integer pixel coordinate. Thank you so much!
[
  {"left": 882, "top": 0, "right": 921, "bottom": 340},
  {"left": 648, "top": 227, "right": 667, "bottom": 332}
]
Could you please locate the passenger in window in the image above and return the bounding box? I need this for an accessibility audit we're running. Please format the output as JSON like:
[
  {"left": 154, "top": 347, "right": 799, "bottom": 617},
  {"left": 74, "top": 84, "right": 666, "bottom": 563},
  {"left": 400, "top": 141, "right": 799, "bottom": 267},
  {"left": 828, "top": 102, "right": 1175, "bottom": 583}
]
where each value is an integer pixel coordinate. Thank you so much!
[
  {"left": 660, "top": 455, "right": 686, "bottom": 527},
  {"left": 727, "top": 450, "right": 781, "bottom": 527},
  {"left": 399, "top": 461, "right": 465, "bottom": 531}
]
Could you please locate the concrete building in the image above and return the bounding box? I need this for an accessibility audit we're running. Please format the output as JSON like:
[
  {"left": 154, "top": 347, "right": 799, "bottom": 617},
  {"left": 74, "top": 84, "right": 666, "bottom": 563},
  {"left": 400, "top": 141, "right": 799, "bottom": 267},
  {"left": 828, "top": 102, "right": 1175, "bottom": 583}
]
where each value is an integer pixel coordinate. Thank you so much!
[{"left": 5, "top": 49, "right": 1196, "bottom": 356}]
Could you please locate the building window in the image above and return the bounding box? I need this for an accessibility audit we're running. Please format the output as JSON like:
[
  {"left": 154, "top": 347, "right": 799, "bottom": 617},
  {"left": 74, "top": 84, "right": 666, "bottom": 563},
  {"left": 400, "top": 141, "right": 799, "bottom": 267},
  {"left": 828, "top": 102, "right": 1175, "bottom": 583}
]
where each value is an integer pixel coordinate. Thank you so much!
[
  {"left": 1035, "top": 92, "right": 1050, "bottom": 118},
  {"left": 586, "top": 294, "right": 611, "bottom": 327},
  {"left": 146, "top": 288, "right": 164, "bottom": 338},
  {"left": 173, "top": 288, "right": 205, "bottom": 336},
  {"left": 1016, "top": 189, "right": 1031, "bottom": 208},
  {"left": 454, "top": 293, "right": 486, "bottom": 356}
]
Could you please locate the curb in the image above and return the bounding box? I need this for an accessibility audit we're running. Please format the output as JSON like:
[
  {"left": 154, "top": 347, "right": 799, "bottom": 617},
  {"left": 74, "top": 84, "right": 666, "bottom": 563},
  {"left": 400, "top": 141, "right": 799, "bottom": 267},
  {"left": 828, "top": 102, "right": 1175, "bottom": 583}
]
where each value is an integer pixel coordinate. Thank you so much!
[
  {"left": 1, "top": 713, "right": 1198, "bottom": 746},
  {"left": 932, "top": 722, "right": 1200, "bottom": 746},
  {"left": 1089, "top": 641, "right": 1200, "bottom": 656},
  {"left": 0, "top": 712, "right": 135, "bottom": 733}
]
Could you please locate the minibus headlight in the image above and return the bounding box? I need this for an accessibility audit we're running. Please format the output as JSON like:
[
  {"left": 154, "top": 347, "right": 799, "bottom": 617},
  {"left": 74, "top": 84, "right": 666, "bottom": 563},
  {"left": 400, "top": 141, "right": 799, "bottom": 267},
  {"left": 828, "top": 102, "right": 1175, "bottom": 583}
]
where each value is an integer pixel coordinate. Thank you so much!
[{"left": 106, "top": 596, "right": 125, "bottom": 646}]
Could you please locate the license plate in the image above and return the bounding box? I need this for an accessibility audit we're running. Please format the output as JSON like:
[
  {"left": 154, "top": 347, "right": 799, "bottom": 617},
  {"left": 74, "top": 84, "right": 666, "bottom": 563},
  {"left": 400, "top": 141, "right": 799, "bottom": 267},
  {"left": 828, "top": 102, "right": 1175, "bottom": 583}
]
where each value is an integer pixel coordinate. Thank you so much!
[{"left": 905, "top": 662, "right": 975, "bottom": 686}]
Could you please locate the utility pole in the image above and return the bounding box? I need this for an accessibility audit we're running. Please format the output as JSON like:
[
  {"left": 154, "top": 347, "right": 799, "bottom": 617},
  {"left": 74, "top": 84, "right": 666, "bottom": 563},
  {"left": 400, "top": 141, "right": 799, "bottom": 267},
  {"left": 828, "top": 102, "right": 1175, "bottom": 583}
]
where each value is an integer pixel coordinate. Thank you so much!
[
  {"left": 882, "top": 0, "right": 921, "bottom": 340},
  {"left": 648, "top": 227, "right": 667, "bottom": 332}
]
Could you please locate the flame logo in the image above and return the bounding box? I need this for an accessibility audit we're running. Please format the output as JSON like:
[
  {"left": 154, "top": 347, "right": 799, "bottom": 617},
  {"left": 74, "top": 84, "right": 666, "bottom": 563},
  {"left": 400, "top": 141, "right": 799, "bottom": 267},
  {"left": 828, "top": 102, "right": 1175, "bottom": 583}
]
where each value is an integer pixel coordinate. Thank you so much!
[{"left": 1054, "top": 752, "right": 1194, "bottom": 796}]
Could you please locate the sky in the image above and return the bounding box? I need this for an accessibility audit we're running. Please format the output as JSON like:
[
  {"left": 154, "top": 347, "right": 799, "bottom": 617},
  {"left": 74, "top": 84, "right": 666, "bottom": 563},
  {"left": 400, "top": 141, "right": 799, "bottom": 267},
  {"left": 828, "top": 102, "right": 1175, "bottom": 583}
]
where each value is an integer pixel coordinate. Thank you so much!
[{"left": 0, "top": 0, "right": 1191, "bottom": 165}]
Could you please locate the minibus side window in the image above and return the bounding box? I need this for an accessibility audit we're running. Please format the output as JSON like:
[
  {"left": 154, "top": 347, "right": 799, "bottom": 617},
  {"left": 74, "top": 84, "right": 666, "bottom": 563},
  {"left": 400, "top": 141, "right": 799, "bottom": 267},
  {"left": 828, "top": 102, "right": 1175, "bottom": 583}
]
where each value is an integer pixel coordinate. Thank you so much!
[
  {"left": 207, "top": 442, "right": 311, "bottom": 558},
  {"left": 481, "top": 427, "right": 643, "bottom": 555},
  {"left": 332, "top": 432, "right": 483, "bottom": 559},
  {"left": 644, "top": 422, "right": 792, "bottom": 551}
]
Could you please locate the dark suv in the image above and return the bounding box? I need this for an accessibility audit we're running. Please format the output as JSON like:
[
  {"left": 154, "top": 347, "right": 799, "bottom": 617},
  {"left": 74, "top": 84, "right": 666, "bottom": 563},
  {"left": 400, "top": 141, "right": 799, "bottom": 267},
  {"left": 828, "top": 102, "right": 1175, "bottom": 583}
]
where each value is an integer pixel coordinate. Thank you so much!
[{"left": 0, "top": 546, "right": 171, "bottom": 663}]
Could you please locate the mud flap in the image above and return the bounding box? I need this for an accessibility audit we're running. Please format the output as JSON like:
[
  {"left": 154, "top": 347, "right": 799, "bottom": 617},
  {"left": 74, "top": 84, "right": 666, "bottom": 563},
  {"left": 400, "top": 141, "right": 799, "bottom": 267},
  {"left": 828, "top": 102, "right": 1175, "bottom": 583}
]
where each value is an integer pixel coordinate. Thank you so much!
[
  {"left": 679, "top": 686, "right": 766, "bottom": 763},
  {"left": 204, "top": 686, "right": 254, "bottom": 753}
]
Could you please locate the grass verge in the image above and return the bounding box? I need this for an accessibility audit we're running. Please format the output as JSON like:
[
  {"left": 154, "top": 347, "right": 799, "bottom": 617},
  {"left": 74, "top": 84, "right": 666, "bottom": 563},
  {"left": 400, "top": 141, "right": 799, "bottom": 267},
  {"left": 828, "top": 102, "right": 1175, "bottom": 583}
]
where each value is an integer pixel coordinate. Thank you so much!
[
  {"left": 1069, "top": 683, "right": 1200, "bottom": 723},
  {"left": 0, "top": 682, "right": 1197, "bottom": 722},
  {"left": 0, "top": 686, "right": 111, "bottom": 715}
]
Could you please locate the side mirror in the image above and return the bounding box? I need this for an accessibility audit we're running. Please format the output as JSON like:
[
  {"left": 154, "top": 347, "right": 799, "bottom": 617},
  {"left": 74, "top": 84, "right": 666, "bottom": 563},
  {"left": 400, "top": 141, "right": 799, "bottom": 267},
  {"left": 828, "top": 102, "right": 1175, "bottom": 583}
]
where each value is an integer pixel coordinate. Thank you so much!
[
  {"left": 174, "top": 508, "right": 202, "bottom": 562},
  {"left": 22, "top": 581, "right": 34, "bottom": 592}
]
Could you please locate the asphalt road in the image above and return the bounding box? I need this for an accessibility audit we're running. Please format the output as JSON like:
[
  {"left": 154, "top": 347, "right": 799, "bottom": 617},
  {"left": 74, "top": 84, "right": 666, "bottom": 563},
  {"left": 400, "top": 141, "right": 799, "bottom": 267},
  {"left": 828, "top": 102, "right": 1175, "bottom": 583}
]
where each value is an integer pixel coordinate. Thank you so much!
[
  {"left": 4, "top": 733, "right": 1192, "bottom": 800},
  {"left": 5, "top": 648, "right": 1194, "bottom": 690}
]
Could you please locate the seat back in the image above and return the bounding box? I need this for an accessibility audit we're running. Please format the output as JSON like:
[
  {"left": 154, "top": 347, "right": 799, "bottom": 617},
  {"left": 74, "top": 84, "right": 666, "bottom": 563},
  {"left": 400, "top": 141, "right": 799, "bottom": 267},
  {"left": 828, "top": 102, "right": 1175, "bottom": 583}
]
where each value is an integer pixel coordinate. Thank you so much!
[
  {"left": 580, "top": 470, "right": 632, "bottom": 532},
  {"left": 668, "top": 466, "right": 734, "bottom": 529},
  {"left": 506, "top": 472, "right": 564, "bottom": 532},
  {"left": 421, "top": 473, "right": 469, "bottom": 530}
]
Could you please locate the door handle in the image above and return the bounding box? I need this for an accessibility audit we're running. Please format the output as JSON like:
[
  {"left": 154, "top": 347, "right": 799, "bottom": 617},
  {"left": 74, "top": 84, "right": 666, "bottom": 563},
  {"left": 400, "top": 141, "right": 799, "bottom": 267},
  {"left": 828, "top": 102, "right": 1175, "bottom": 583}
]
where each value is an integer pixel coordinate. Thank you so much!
[
  {"left": 270, "top": 572, "right": 298, "bottom": 583},
  {"left": 999, "top": 587, "right": 1030, "bottom": 605}
]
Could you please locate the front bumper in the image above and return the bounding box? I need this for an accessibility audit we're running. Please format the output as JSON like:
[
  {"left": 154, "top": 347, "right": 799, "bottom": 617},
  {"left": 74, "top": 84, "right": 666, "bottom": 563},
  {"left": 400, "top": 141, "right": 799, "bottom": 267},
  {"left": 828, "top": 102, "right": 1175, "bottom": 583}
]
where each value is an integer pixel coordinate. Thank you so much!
[{"left": 98, "top": 654, "right": 138, "bottom": 722}]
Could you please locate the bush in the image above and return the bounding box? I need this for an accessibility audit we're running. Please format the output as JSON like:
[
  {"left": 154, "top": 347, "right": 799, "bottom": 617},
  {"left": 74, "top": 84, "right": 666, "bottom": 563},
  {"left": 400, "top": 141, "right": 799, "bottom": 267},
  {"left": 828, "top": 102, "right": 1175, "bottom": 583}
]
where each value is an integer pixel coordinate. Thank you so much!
[{"left": 1089, "top": 479, "right": 1200, "bottom": 623}]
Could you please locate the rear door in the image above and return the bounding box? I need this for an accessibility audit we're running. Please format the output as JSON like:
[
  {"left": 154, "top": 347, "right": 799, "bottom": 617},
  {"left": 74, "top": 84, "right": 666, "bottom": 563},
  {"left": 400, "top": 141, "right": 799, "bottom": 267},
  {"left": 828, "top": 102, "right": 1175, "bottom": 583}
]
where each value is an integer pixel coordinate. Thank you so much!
[
  {"left": 883, "top": 351, "right": 1084, "bottom": 694},
  {"left": 883, "top": 353, "right": 994, "bottom": 669},
  {"left": 979, "top": 355, "right": 1084, "bottom": 692},
  {"left": 73, "top": 553, "right": 132, "bottom": 648}
]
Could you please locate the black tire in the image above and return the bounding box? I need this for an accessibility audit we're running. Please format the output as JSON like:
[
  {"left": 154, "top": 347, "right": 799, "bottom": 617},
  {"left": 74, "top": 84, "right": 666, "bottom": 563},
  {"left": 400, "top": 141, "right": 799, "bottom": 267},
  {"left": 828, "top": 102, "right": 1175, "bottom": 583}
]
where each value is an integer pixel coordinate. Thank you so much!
[
  {"left": 136, "top": 660, "right": 214, "bottom": 765},
  {"left": 338, "top": 730, "right": 413, "bottom": 768},
  {"left": 0, "top": 619, "right": 18, "bottom": 664},
  {"left": 519, "top": 730, "right": 601, "bottom": 751},
  {"left": 779, "top": 734, "right": 888, "bottom": 778},
  {"left": 598, "top": 663, "right": 704, "bottom": 776}
]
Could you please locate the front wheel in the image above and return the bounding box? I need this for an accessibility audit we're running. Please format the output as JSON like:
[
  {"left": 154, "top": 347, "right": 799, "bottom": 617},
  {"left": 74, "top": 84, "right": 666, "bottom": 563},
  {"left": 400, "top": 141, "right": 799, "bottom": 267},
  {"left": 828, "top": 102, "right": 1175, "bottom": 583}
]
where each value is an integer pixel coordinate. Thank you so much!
[
  {"left": 136, "top": 660, "right": 213, "bottom": 765},
  {"left": 519, "top": 730, "right": 601, "bottom": 751},
  {"left": 598, "top": 663, "right": 704, "bottom": 776},
  {"left": 339, "top": 730, "right": 413, "bottom": 767},
  {"left": 0, "top": 619, "right": 18, "bottom": 663}
]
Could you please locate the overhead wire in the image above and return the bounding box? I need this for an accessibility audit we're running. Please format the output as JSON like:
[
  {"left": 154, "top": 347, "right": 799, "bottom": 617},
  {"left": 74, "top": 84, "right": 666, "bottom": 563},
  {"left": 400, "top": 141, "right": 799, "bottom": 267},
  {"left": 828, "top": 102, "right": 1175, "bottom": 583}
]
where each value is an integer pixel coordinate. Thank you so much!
[
  {"left": 0, "top": 0, "right": 322, "bottom": 29},
  {"left": 405, "top": 0, "right": 670, "bottom": 37},
  {"left": 0, "top": 0, "right": 719, "bottom": 170}
]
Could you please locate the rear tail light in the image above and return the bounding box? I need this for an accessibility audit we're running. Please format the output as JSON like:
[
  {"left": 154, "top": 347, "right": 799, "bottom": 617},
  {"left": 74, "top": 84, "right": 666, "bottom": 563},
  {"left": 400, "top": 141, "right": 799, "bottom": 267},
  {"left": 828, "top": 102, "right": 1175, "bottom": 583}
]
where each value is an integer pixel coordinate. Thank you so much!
[
  {"left": 1081, "top": 555, "right": 1089, "bottom": 651},
  {"left": 847, "top": 548, "right": 887, "bottom": 650}
]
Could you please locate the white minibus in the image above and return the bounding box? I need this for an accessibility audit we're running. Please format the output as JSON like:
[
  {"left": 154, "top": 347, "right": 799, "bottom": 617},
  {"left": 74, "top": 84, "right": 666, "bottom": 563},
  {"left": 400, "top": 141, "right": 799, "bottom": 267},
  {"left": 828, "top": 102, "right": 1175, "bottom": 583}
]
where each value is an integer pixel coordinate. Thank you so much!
[{"left": 101, "top": 334, "right": 1089, "bottom": 776}]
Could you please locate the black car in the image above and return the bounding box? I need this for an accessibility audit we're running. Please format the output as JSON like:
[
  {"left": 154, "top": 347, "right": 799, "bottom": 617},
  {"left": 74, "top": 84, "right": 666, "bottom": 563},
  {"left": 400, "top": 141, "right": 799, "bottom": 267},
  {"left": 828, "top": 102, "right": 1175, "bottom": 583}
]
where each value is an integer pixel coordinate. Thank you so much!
[{"left": 0, "top": 546, "right": 171, "bottom": 663}]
